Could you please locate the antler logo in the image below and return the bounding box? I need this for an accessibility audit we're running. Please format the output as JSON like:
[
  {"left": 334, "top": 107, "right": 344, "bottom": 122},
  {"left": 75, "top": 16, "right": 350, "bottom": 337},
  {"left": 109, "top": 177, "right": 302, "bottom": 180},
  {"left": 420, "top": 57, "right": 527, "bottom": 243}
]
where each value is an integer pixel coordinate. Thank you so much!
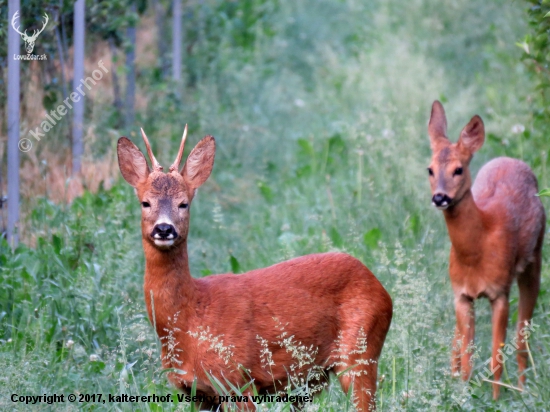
[{"left": 11, "top": 11, "right": 49, "bottom": 54}]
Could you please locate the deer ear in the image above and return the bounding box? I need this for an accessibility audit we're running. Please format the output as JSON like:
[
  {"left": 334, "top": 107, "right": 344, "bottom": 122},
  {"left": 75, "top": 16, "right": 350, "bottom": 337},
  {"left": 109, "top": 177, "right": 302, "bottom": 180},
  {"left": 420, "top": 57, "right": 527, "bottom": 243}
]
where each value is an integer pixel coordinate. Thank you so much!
[
  {"left": 117, "top": 137, "right": 150, "bottom": 187},
  {"left": 457, "top": 115, "right": 485, "bottom": 157},
  {"left": 428, "top": 100, "right": 449, "bottom": 151},
  {"left": 182, "top": 135, "right": 216, "bottom": 195}
]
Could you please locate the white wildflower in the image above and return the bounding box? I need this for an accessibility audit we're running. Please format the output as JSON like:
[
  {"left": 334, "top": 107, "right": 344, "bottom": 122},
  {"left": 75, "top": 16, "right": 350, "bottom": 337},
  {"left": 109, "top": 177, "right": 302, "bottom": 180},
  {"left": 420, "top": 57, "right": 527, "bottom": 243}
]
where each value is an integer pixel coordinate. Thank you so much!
[{"left": 511, "top": 124, "right": 525, "bottom": 134}]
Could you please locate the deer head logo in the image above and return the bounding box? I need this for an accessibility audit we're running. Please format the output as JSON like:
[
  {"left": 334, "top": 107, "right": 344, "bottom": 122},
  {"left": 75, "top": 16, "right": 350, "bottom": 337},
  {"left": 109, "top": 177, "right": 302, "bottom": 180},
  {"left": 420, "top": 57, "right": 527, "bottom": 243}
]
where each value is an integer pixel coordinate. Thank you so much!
[{"left": 11, "top": 11, "right": 49, "bottom": 54}]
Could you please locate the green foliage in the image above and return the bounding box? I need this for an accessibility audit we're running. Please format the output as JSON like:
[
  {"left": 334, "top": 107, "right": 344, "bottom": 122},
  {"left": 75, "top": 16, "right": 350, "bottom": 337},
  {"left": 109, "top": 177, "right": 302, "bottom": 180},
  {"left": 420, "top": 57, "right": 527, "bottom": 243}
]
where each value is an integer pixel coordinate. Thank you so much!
[
  {"left": 88, "top": 0, "right": 147, "bottom": 44},
  {"left": 2, "top": 0, "right": 550, "bottom": 411},
  {"left": 294, "top": 135, "right": 348, "bottom": 179},
  {"left": 181, "top": 0, "right": 279, "bottom": 87},
  {"left": 229, "top": 254, "right": 241, "bottom": 274},
  {"left": 522, "top": 1, "right": 550, "bottom": 107},
  {"left": 1, "top": 185, "right": 140, "bottom": 348},
  {"left": 363, "top": 228, "right": 381, "bottom": 249},
  {"left": 521, "top": 0, "right": 550, "bottom": 192}
]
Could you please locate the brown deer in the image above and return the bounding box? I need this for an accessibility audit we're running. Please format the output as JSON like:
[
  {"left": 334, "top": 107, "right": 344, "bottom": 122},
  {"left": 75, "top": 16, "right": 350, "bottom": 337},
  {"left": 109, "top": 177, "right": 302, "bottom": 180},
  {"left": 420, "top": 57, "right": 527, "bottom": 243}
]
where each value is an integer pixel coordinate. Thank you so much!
[
  {"left": 426, "top": 101, "right": 545, "bottom": 399},
  {"left": 117, "top": 127, "right": 393, "bottom": 411}
]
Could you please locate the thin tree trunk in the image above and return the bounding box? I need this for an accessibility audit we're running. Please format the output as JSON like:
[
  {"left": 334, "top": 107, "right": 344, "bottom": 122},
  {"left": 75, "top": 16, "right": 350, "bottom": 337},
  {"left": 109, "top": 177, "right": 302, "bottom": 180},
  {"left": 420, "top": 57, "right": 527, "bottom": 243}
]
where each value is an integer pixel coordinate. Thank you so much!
[
  {"left": 172, "top": 0, "right": 182, "bottom": 83},
  {"left": 55, "top": 18, "right": 69, "bottom": 140},
  {"left": 108, "top": 38, "right": 123, "bottom": 125},
  {"left": 55, "top": 7, "right": 68, "bottom": 102},
  {"left": 125, "top": 2, "right": 137, "bottom": 130},
  {"left": 61, "top": 7, "right": 69, "bottom": 66},
  {"left": 153, "top": 0, "right": 169, "bottom": 79},
  {"left": 7, "top": 0, "right": 21, "bottom": 248},
  {"left": 72, "top": 0, "right": 85, "bottom": 174}
]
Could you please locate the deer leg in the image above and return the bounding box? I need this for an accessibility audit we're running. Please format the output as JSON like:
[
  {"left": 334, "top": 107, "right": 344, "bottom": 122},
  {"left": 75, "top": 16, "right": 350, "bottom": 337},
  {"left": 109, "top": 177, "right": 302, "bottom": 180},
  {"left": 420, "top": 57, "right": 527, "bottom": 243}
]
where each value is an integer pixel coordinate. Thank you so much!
[
  {"left": 337, "top": 358, "right": 379, "bottom": 412},
  {"left": 516, "top": 252, "right": 541, "bottom": 387},
  {"left": 454, "top": 295, "right": 475, "bottom": 381},
  {"left": 490, "top": 295, "right": 509, "bottom": 400},
  {"left": 451, "top": 325, "right": 461, "bottom": 377},
  {"left": 335, "top": 310, "right": 391, "bottom": 411}
]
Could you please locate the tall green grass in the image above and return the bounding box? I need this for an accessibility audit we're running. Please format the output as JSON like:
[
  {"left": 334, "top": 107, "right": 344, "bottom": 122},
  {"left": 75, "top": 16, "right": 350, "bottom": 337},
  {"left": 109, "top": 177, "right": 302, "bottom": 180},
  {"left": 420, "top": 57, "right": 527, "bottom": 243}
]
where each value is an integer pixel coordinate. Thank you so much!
[{"left": 2, "top": 0, "right": 549, "bottom": 410}]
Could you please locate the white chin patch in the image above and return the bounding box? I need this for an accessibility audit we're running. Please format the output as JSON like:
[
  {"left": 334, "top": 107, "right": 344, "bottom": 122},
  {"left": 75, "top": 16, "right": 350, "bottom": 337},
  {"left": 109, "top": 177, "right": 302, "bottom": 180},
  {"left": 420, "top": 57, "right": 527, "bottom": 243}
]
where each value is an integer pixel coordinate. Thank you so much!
[
  {"left": 153, "top": 233, "right": 174, "bottom": 239},
  {"left": 432, "top": 201, "right": 449, "bottom": 210},
  {"left": 154, "top": 239, "right": 175, "bottom": 247}
]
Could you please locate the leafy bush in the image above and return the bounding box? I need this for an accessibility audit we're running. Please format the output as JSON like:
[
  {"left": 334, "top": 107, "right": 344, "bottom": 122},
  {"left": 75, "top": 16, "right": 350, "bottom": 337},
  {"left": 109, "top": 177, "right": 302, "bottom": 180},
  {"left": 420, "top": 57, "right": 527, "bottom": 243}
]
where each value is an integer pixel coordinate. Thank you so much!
[
  {"left": 521, "top": 1, "right": 550, "bottom": 194},
  {"left": 1, "top": 0, "right": 549, "bottom": 410}
]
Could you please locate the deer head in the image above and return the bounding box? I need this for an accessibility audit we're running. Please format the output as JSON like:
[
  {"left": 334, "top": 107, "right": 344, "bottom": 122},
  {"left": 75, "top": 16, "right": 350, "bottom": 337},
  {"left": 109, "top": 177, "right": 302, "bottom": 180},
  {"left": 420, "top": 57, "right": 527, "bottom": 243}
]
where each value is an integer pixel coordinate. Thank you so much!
[
  {"left": 427, "top": 100, "right": 485, "bottom": 209},
  {"left": 117, "top": 126, "right": 216, "bottom": 249},
  {"left": 11, "top": 11, "right": 49, "bottom": 54}
]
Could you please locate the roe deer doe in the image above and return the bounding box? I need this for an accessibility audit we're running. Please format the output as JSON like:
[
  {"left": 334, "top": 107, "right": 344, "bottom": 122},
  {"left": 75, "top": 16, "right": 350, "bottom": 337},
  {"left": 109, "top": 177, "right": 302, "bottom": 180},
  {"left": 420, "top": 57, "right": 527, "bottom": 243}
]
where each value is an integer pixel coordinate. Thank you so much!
[
  {"left": 426, "top": 101, "right": 545, "bottom": 399},
  {"left": 117, "top": 127, "right": 393, "bottom": 410}
]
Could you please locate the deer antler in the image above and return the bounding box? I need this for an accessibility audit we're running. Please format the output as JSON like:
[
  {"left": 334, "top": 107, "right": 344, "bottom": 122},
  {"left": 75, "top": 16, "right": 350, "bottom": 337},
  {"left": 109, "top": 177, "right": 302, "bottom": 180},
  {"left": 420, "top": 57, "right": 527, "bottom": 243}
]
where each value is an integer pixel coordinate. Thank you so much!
[
  {"left": 169, "top": 124, "right": 188, "bottom": 173},
  {"left": 141, "top": 128, "right": 163, "bottom": 172},
  {"left": 28, "top": 13, "right": 49, "bottom": 41},
  {"left": 11, "top": 11, "right": 27, "bottom": 38}
]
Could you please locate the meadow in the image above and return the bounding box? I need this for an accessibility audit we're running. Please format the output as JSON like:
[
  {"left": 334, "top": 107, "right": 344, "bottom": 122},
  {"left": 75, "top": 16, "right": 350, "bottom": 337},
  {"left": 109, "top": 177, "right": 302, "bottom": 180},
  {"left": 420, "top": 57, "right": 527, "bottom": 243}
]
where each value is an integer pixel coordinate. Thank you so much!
[{"left": 1, "top": 0, "right": 549, "bottom": 410}]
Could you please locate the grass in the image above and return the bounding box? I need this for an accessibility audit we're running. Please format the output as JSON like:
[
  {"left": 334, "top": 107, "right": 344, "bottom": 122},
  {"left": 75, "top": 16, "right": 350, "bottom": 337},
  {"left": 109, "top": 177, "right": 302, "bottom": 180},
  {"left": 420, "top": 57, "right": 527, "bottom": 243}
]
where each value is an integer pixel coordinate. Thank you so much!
[{"left": 1, "top": 0, "right": 550, "bottom": 410}]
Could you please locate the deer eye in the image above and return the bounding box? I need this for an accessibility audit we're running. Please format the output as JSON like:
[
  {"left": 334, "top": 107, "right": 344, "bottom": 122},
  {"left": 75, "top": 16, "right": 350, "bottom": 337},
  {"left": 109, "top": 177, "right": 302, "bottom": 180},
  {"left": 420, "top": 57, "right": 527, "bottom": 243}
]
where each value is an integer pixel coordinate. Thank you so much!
[
  {"left": 454, "top": 167, "right": 463, "bottom": 176},
  {"left": 179, "top": 203, "right": 188, "bottom": 209},
  {"left": 141, "top": 201, "right": 151, "bottom": 208},
  {"left": 427, "top": 167, "right": 434, "bottom": 176}
]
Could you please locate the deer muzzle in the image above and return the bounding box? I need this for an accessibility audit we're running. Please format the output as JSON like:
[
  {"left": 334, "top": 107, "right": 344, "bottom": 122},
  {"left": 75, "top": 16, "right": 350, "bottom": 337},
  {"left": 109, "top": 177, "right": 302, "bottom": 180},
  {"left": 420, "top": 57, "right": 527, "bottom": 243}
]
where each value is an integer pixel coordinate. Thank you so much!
[
  {"left": 151, "top": 223, "right": 178, "bottom": 247},
  {"left": 432, "top": 193, "right": 453, "bottom": 210}
]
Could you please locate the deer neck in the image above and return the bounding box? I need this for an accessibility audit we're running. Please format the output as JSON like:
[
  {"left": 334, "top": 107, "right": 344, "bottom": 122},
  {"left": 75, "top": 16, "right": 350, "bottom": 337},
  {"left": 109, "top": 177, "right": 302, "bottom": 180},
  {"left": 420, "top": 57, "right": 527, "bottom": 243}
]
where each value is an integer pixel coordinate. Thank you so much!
[
  {"left": 142, "top": 239, "right": 197, "bottom": 336},
  {"left": 443, "top": 189, "right": 485, "bottom": 263}
]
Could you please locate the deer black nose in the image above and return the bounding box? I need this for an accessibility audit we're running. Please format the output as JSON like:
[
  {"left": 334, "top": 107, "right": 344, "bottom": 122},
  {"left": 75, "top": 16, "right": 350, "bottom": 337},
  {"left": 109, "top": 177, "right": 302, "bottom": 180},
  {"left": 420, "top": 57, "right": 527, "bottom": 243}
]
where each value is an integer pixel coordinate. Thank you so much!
[
  {"left": 152, "top": 223, "right": 177, "bottom": 240},
  {"left": 432, "top": 193, "right": 452, "bottom": 208}
]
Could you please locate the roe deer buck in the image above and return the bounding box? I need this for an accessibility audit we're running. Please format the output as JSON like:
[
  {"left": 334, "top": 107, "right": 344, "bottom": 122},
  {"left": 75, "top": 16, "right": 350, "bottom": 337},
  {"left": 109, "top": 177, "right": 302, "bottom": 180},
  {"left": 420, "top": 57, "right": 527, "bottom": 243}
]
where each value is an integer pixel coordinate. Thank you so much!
[
  {"left": 426, "top": 101, "right": 545, "bottom": 399},
  {"left": 117, "top": 127, "right": 393, "bottom": 411}
]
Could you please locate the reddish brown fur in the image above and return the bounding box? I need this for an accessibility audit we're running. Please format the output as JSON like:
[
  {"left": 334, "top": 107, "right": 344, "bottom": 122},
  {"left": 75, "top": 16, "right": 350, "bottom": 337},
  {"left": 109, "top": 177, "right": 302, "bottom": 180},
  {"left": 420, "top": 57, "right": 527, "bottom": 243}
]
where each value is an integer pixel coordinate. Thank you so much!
[
  {"left": 117, "top": 132, "right": 393, "bottom": 410},
  {"left": 426, "top": 101, "right": 545, "bottom": 399}
]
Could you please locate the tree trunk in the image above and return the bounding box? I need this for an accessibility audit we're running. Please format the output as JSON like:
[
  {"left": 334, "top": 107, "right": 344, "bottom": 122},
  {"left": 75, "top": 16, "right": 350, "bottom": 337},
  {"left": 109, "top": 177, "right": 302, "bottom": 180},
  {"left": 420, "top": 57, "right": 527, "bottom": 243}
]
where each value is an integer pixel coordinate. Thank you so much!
[
  {"left": 125, "top": 2, "right": 137, "bottom": 130},
  {"left": 55, "top": 9, "right": 68, "bottom": 102},
  {"left": 153, "top": 0, "right": 169, "bottom": 79},
  {"left": 172, "top": 0, "right": 182, "bottom": 83},
  {"left": 108, "top": 38, "right": 123, "bottom": 127},
  {"left": 72, "top": 0, "right": 85, "bottom": 174},
  {"left": 7, "top": 0, "right": 21, "bottom": 248}
]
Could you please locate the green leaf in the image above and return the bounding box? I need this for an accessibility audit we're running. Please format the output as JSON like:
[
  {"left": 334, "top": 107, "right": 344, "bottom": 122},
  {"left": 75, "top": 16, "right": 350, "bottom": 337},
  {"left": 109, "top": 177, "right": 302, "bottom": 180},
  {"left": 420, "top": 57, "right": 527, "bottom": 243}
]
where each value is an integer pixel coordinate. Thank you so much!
[
  {"left": 297, "top": 138, "right": 314, "bottom": 157},
  {"left": 516, "top": 41, "right": 530, "bottom": 54},
  {"left": 148, "top": 402, "right": 163, "bottom": 412},
  {"left": 52, "top": 235, "right": 63, "bottom": 255},
  {"left": 536, "top": 188, "right": 550, "bottom": 197},
  {"left": 408, "top": 214, "right": 421, "bottom": 236},
  {"left": 295, "top": 164, "right": 312, "bottom": 178},
  {"left": 363, "top": 228, "right": 381, "bottom": 249},
  {"left": 229, "top": 255, "right": 240, "bottom": 273},
  {"left": 329, "top": 227, "right": 343, "bottom": 248},
  {"left": 88, "top": 360, "right": 106, "bottom": 373},
  {"left": 257, "top": 181, "right": 274, "bottom": 202},
  {"left": 190, "top": 379, "right": 197, "bottom": 412},
  {"left": 486, "top": 132, "right": 502, "bottom": 143}
]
